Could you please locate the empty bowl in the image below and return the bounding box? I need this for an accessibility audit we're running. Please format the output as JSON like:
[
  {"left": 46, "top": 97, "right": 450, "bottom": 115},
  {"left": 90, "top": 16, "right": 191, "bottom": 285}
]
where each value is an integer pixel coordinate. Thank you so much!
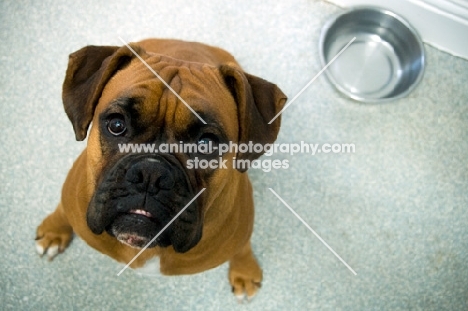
[{"left": 319, "top": 6, "right": 425, "bottom": 102}]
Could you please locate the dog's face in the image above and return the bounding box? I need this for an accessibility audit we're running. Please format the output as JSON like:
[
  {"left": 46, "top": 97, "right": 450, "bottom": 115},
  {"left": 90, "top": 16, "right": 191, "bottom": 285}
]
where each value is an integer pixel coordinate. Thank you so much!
[
  {"left": 86, "top": 56, "right": 240, "bottom": 252},
  {"left": 62, "top": 43, "right": 286, "bottom": 253}
]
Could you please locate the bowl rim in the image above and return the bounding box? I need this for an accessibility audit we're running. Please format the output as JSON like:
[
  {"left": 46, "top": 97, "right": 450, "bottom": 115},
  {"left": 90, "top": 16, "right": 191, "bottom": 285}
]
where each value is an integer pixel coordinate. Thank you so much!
[{"left": 319, "top": 5, "right": 426, "bottom": 103}]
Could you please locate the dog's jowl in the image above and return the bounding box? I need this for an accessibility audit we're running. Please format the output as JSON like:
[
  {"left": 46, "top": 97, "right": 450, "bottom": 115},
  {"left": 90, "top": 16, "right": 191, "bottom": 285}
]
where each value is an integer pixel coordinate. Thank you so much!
[{"left": 35, "top": 38, "right": 287, "bottom": 300}]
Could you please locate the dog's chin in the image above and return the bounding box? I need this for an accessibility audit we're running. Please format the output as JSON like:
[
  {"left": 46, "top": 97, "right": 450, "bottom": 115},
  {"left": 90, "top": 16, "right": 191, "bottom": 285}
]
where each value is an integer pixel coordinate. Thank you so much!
[
  {"left": 115, "top": 232, "right": 153, "bottom": 249},
  {"left": 107, "top": 213, "right": 171, "bottom": 249}
]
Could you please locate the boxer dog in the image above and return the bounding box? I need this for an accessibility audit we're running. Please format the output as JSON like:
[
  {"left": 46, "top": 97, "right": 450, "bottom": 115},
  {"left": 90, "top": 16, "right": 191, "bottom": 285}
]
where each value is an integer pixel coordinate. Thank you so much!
[{"left": 35, "top": 38, "right": 287, "bottom": 300}]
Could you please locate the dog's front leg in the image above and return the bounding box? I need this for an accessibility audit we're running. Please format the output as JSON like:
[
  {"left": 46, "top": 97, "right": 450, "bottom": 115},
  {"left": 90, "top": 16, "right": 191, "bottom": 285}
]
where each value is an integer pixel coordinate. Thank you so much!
[
  {"left": 35, "top": 202, "right": 74, "bottom": 260},
  {"left": 228, "top": 241, "right": 263, "bottom": 302}
]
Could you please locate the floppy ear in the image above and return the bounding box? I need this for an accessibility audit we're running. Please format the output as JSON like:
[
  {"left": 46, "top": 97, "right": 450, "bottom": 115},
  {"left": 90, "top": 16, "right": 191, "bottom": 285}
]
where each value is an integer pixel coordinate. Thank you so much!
[
  {"left": 219, "top": 65, "right": 287, "bottom": 172},
  {"left": 62, "top": 44, "right": 142, "bottom": 141}
]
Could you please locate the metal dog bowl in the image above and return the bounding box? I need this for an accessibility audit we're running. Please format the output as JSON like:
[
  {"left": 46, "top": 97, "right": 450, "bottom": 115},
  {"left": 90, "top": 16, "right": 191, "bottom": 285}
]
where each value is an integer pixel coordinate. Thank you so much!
[{"left": 319, "top": 7, "right": 425, "bottom": 102}]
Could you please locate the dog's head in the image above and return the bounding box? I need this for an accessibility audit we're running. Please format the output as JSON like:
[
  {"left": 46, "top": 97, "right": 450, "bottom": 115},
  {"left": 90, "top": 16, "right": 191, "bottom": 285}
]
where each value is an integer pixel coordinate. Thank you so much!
[{"left": 62, "top": 43, "right": 287, "bottom": 253}]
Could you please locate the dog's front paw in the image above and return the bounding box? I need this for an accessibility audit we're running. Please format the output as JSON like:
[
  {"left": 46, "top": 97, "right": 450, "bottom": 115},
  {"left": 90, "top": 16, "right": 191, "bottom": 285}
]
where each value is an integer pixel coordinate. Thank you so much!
[
  {"left": 229, "top": 266, "right": 262, "bottom": 303},
  {"left": 228, "top": 242, "right": 263, "bottom": 302},
  {"left": 35, "top": 208, "right": 73, "bottom": 260}
]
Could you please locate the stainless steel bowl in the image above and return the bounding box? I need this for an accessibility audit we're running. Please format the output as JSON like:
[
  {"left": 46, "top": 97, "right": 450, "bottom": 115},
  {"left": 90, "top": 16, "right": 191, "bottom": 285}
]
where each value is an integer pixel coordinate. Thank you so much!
[{"left": 319, "top": 7, "right": 425, "bottom": 102}]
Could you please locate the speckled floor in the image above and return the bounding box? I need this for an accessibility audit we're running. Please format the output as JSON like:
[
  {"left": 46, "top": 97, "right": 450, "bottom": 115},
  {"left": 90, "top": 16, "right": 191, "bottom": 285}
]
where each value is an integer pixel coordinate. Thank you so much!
[{"left": 1, "top": 0, "right": 467, "bottom": 310}]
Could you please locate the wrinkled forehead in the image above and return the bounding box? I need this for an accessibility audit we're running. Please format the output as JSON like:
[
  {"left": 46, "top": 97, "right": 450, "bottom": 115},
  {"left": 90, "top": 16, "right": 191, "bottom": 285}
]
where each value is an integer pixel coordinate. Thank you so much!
[{"left": 96, "top": 54, "right": 239, "bottom": 141}]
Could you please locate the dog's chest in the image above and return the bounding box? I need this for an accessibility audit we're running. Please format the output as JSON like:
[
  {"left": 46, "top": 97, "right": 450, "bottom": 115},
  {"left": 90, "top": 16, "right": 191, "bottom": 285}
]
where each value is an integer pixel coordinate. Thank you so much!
[{"left": 134, "top": 257, "right": 161, "bottom": 277}]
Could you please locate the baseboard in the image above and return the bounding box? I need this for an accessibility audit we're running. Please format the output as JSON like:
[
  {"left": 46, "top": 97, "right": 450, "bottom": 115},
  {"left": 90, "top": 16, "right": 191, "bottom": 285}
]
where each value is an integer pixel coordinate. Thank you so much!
[{"left": 325, "top": 0, "right": 468, "bottom": 60}]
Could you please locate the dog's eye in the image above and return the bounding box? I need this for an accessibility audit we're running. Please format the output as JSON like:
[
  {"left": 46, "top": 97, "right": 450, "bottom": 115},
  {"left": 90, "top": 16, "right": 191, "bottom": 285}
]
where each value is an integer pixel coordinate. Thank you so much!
[
  {"left": 197, "top": 134, "right": 218, "bottom": 155},
  {"left": 107, "top": 115, "right": 127, "bottom": 136}
]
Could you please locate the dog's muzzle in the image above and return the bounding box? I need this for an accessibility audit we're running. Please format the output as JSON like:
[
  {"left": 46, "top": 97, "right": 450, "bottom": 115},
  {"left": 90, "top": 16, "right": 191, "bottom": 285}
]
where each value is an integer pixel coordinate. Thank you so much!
[{"left": 86, "top": 154, "right": 203, "bottom": 253}]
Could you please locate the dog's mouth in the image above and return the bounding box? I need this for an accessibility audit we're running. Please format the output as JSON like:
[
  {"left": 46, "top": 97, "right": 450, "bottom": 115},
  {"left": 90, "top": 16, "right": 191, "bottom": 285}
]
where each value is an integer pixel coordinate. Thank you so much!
[
  {"left": 108, "top": 207, "right": 173, "bottom": 249},
  {"left": 130, "top": 209, "right": 154, "bottom": 219},
  {"left": 88, "top": 154, "right": 204, "bottom": 253}
]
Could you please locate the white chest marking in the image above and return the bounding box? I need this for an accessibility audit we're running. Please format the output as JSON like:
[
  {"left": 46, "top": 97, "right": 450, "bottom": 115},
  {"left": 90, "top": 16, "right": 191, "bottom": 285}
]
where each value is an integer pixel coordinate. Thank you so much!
[{"left": 134, "top": 257, "right": 161, "bottom": 277}]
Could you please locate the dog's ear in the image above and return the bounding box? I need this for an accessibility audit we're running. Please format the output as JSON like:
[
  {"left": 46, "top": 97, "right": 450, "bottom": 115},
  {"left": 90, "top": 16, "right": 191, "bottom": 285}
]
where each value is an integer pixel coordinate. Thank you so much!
[
  {"left": 219, "top": 65, "right": 287, "bottom": 172},
  {"left": 62, "top": 44, "right": 142, "bottom": 141}
]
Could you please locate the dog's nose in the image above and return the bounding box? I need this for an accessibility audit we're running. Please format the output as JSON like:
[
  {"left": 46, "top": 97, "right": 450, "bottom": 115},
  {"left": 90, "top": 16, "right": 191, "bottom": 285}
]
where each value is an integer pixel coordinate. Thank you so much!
[{"left": 125, "top": 158, "right": 175, "bottom": 193}]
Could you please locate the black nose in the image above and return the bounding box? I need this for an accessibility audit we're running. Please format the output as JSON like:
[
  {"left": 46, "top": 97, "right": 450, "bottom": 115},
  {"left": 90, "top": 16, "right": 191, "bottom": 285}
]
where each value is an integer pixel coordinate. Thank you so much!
[{"left": 125, "top": 158, "right": 175, "bottom": 193}]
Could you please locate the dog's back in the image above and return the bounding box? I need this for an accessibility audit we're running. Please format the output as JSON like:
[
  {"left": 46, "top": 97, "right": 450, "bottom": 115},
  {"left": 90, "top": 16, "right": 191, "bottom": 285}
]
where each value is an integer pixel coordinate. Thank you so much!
[{"left": 138, "top": 38, "right": 239, "bottom": 67}]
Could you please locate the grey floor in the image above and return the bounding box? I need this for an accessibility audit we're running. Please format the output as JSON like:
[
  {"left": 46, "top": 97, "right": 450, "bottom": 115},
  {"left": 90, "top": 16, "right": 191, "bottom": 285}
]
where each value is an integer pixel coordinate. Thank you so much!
[{"left": 1, "top": 0, "right": 468, "bottom": 310}]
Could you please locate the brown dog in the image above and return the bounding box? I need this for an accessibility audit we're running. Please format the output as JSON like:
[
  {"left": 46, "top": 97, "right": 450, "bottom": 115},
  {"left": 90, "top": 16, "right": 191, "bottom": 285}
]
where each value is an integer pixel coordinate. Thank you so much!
[{"left": 35, "top": 39, "right": 287, "bottom": 300}]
